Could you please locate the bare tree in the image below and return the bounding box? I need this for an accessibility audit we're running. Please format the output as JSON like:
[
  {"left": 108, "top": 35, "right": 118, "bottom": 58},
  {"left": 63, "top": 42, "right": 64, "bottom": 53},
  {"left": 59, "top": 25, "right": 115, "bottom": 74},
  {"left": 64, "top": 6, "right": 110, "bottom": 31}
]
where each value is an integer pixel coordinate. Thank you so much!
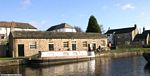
[
  {"left": 100, "top": 24, "right": 105, "bottom": 34},
  {"left": 74, "top": 26, "right": 83, "bottom": 32}
]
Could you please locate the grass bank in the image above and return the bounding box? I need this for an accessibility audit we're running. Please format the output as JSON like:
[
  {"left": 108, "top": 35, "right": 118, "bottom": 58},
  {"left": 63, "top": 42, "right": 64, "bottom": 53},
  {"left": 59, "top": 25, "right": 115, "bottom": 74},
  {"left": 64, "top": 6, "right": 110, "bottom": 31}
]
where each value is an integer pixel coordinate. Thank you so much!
[
  {"left": 0, "top": 57, "right": 13, "bottom": 60},
  {"left": 111, "top": 48, "right": 150, "bottom": 53},
  {"left": 95, "top": 48, "right": 150, "bottom": 57}
]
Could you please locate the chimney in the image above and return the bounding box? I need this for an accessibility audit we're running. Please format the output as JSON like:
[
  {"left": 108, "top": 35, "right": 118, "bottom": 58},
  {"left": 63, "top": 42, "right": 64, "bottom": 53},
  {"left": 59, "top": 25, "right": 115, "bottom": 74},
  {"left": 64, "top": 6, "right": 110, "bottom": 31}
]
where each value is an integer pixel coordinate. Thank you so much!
[
  {"left": 143, "top": 27, "right": 145, "bottom": 32},
  {"left": 134, "top": 24, "right": 137, "bottom": 28},
  {"left": 108, "top": 27, "right": 110, "bottom": 30}
]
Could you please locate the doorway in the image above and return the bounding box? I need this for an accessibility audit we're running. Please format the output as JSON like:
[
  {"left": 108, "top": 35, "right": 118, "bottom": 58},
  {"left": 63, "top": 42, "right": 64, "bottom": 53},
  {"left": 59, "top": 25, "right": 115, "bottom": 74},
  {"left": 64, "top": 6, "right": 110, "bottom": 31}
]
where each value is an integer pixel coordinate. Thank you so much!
[{"left": 18, "top": 44, "right": 24, "bottom": 57}]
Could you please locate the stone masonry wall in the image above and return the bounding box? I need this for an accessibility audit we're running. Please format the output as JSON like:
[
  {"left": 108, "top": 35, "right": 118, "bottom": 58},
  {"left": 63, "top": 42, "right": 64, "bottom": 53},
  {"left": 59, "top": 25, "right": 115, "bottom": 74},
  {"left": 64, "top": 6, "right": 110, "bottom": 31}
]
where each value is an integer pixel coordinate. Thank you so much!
[{"left": 13, "top": 38, "right": 107, "bottom": 57}]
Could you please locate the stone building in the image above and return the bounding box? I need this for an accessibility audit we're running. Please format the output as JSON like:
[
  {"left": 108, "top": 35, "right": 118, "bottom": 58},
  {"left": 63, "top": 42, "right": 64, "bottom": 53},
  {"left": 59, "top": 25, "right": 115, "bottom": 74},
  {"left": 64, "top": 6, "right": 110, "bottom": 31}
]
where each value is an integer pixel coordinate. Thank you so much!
[
  {"left": 0, "top": 21, "right": 37, "bottom": 57},
  {"left": 47, "top": 23, "right": 76, "bottom": 32},
  {"left": 0, "top": 21, "right": 37, "bottom": 41},
  {"left": 9, "top": 31, "right": 107, "bottom": 58},
  {"left": 105, "top": 24, "right": 139, "bottom": 48},
  {"left": 133, "top": 28, "right": 150, "bottom": 47}
]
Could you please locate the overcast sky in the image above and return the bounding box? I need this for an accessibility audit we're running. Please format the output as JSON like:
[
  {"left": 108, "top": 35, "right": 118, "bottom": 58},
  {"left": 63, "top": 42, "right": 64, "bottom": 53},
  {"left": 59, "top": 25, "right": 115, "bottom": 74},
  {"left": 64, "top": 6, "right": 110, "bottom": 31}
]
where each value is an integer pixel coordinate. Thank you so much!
[{"left": 0, "top": 0, "right": 150, "bottom": 32}]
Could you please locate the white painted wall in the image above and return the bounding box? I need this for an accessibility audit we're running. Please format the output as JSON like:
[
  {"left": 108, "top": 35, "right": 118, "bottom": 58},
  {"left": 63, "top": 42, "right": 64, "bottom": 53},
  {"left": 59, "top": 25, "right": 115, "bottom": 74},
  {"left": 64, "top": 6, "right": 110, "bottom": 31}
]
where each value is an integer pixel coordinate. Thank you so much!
[
  {"left": 52, "top": 28, "right": 76, "bottom": 32},
  {"left": 0, "top": 27, "right": 37, "bottom": 38},
  {"left": 0, "top": 27, "right": 11, "bottom": 38},
  {"left": 40, "top": 51, "right": 95, "bottom": 58},
  {"left": 11, "top": 28, "right": 37, "bottom": 32}
]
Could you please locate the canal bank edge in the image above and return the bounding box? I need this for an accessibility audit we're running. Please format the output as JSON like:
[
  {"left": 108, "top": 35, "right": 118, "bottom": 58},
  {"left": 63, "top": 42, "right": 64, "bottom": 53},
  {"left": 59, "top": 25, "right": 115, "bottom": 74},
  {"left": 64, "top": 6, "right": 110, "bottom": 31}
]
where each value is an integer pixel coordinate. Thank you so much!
[
  {"left": 0, "top": 52, "right": 144, "bottom": 66},
  {"left": 96, "top": 51, "right": 143, "bottom": 58}
]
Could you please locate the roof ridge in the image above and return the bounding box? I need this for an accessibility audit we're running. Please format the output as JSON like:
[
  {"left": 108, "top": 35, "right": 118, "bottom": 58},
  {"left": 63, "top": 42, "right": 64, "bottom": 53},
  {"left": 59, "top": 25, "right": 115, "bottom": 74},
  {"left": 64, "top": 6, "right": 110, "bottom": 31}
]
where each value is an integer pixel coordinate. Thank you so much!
[
  {"left": 0, "top": 21, "right": 37, "bottom": 29},
  {"left": 11, "top": 31, "right": 105, "bottom": 39},
  {"left": 108, "top": 26, "right": 135, "bottom": 31}
]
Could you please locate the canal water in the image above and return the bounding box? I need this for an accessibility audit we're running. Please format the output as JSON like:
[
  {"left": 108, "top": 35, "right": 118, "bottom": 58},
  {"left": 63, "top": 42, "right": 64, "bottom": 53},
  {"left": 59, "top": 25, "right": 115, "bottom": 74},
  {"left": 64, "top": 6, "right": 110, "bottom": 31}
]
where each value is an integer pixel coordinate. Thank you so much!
[{"left": 0, "top": 56, "right": 150, "bottom": 76}]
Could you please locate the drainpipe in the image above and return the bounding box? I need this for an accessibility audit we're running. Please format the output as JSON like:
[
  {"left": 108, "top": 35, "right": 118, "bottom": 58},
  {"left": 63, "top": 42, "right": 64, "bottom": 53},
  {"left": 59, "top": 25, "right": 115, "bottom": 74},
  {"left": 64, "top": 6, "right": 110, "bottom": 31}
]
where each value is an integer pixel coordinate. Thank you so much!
[
  {"left": 113, "top": 32, "right": 116, "bottom": 49},
  {"left": 5, "top": 27, "right": 7, "bottom": 39}
]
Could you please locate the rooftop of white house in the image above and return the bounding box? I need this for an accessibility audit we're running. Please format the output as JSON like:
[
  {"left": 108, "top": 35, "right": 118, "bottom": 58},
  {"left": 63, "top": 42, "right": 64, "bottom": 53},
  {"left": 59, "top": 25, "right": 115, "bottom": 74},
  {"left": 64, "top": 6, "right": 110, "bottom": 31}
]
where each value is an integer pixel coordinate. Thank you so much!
[{"left": 47, "top": 23, "right": 75, "bottom": 31}]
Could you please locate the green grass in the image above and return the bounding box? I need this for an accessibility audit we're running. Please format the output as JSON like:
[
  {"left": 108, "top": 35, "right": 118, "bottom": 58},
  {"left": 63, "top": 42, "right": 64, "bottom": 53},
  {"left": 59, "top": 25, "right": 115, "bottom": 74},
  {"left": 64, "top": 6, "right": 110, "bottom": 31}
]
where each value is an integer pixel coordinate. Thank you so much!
[
  {"left": 95, "top": 48, "right": 150, "bottom": 55},
  {"left": 111, "top": 48, "right": 150, "bottom": 53},
  {"left": 0, "top": 57, "right": 13, "bottom": 60}
]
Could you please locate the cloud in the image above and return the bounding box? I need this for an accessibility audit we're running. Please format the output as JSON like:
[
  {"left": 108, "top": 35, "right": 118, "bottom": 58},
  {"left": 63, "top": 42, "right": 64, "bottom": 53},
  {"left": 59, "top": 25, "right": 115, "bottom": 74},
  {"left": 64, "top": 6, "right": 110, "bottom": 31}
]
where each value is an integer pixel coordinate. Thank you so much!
[
  {"left": 29, "top": 20, "right": 49, "bottom": 31},
  {"left": 21, "top": 0, "right": 32, "bottom": 9},
  {"left": 101, "top": 5, "right": 108, "bottom": 10},
  {"left": 114, "top": 3, "right": 121, "bottom": 7},
  {"left": 121, "top": 4, "right": 135, "bottom": 11},
  {"left": 137, "top": 12, "right": 146, "bottom": 18}
]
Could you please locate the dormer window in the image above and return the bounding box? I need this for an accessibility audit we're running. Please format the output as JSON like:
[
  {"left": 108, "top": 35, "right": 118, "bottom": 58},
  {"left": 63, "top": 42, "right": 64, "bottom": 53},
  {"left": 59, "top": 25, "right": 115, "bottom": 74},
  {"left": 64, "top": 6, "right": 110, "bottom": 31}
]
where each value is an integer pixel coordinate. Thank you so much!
[{"left": 107, "top": 34, "right": 110, "bottom": 36}]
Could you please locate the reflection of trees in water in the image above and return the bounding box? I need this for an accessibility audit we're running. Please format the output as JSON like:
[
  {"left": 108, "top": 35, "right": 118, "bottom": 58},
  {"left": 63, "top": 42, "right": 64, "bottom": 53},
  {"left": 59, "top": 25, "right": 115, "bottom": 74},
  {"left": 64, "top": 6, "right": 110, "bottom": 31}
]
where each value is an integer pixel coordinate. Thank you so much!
[
  {"left": 95, "top": 56, "right": 144, "bottom": 76},
  {"left": 144, "top": 63, "right": 150, "bottom": 76},
  {"left": 144, "top": 63, "right": 150, "bottom": 72}
]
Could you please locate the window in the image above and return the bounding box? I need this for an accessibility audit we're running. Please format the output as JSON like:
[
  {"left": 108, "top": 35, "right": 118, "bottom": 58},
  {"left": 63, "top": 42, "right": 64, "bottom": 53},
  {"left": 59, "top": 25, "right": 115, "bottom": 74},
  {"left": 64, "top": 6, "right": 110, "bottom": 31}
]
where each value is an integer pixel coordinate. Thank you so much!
[
  {"left": 125, "top": 41, "right": 130, "bottom": 45},
  {"left": 0, "top": 34, "right": 5, "bottom": 39},
  {"left": 0, "top": 35, "right": 4, "bottom": 39},
  {"left": 107, "top": 34, "right": 110, "bottom": 36},
  {"left": 83, "top": 41, "right": 87, "bottom": 47},
  {"left": 63, "top": 41, "right": 69, "bottom": 47},
  {"left": 30, "top": 42, "right": 37, "bottom": 49},
  {"left": 30, "top": 45, "right": 36, "bottom": 49},
  {"left": 1, "top": 36, "right": 4, "bottom": 39},
  {"left": 101, "top": 40, "right": 106, "bottom": 46},
  {"left": 49, "top": 43, "right": 54, "bottom": 51},
  {"left": 72, "top": 41, "right": 76, "bottom": 50}
]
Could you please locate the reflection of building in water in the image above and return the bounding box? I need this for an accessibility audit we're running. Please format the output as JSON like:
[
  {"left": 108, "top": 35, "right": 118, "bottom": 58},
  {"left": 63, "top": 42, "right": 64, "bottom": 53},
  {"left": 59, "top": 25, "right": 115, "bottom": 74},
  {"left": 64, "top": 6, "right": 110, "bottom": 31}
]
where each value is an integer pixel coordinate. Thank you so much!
[
  {"left": 95, "top": 57, "right": 112, "bottom": 76},
  {"left": 23, "top": 60, "right": 95, "bottom": 76},
  {"left": 0, "top": 65, "right": 20, "bottom": 74},
  {"left": 132, "top": 57, "right": 143, "bottom": 76}
]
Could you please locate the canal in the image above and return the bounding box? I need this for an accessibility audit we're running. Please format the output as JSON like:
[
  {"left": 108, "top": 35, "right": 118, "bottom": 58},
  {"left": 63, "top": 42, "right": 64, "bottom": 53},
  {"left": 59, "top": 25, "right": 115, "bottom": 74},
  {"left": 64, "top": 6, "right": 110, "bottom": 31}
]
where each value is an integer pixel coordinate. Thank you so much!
[{"left": 0, "top": 56, "right": 150, "bottom": 76}]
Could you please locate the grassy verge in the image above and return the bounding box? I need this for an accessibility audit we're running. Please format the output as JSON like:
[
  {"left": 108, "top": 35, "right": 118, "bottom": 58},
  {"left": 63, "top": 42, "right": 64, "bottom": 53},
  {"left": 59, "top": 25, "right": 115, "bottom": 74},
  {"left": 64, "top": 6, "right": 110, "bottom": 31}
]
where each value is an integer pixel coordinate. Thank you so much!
[
  {"left": 111, "top": 48, "right": 150, "bottom": 53},
  {"left": 0, "top": 57, "right": 13, "bottom": 60},
  {"left": 95, "top": 48, "right": 150, "bottom": 55}
]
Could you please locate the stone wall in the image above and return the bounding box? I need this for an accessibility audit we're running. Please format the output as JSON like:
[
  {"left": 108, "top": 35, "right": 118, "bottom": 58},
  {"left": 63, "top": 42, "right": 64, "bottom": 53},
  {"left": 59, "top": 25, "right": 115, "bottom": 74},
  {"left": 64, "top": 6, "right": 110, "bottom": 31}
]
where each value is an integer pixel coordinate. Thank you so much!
[
  {"left": 115, "top": 33, "right": 132, "bottom": 48},
  {"left": 12, "top": 38, "right": 107, "bottom": 57}
]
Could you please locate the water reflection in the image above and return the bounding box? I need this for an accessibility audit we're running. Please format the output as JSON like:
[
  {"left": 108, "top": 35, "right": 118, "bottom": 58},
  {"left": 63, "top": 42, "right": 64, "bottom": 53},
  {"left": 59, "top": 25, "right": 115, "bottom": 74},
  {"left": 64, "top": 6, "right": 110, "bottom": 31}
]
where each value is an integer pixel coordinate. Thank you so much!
[
  {"left": 0, "top": 56, "right": 150, "bottom": 76},
  {"left": 23, "top": 60, "right": 96, "bottom": 76},
  {"left": 95, "top": 56, "right": 148, "bottom": 76},
  {"left": 95, "top": 57, "right": 112, "bottom": 76},
  {"left": 144, "top": 63, "right": 150, "bottom": 76},
  {"left": 0, "top": 66, "right": 20, "bottom": 74}
]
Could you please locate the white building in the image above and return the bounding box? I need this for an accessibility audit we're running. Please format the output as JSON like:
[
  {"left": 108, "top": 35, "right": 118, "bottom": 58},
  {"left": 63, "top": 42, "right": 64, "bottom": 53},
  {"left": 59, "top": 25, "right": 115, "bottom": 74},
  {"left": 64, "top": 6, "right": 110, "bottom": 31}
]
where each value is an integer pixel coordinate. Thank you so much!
[
  {"left": 47, "top": 23, "right": 76, "bottom": 32},
  {"left": 0, "top": 21, "right": 37, "bottom": 56},
  {"left": 0, "top": 21, "right": 37, "bottom": 40}
]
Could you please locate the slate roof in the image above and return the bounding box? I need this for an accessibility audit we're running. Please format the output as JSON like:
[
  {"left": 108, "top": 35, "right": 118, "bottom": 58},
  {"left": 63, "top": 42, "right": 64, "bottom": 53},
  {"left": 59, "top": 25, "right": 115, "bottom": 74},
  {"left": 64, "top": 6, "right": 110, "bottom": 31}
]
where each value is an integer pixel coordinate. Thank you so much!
[
  {"left": 47, "top": 23, "right": 74, "bottom": 31},
  {"left": 133, "top": 34, "right": 143, "bottom": 41},
  {"left": 0, "top": 21, "right": 37, "bottom": 29},
  {"left": 11, "top": 31, "right": 106, "bottom": 39},
  {"left": 105, "top": 25, "right": 136, "bottom": 34},
  {"left": 133, "top": 30, "right": 150, "bottom": 41},
  {"left": 141, "top": 30, "right": 150, "bottom": 39}
]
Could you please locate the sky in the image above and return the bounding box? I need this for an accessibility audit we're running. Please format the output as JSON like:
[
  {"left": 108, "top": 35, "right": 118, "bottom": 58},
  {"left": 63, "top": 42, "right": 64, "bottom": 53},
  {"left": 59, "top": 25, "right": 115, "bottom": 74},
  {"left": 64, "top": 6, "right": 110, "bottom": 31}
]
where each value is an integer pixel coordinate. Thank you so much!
[{"left": 0, "top": 0, "right": 150, "bottom": 32}]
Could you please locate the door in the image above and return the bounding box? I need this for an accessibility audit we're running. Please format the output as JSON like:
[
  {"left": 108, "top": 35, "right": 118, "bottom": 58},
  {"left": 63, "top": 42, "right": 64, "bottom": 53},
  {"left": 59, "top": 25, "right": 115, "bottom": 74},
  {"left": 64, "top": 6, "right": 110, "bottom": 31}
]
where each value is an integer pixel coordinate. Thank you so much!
[
  {"left": 18, "top": 44, "right": 24, "bottom": 57},
  {"left": 92, "top": 43, "right": 96, "bottom": 50}
]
